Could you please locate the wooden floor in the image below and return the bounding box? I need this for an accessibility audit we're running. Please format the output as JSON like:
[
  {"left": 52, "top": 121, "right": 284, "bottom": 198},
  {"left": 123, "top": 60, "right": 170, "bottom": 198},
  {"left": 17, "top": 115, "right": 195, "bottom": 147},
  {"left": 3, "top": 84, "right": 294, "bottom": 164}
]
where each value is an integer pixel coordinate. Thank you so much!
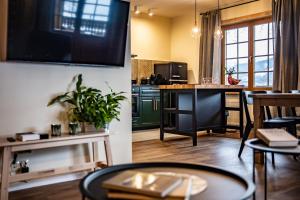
[{"left": 10, "top": 134, "right": 300, "bottom": 200}]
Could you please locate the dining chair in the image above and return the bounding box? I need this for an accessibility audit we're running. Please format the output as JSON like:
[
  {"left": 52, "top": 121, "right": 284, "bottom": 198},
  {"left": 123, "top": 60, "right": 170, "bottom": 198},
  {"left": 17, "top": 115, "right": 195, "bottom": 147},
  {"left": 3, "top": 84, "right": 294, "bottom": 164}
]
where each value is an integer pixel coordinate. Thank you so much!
[
  {"left": 265, "top": 90, "right": 300, "bottom": 138},
  {"left": 289, "top": 90, "right": 300, "bottom": 120},
  {"left": 238, "top": 91, "right": 297, "bottom": 158}
]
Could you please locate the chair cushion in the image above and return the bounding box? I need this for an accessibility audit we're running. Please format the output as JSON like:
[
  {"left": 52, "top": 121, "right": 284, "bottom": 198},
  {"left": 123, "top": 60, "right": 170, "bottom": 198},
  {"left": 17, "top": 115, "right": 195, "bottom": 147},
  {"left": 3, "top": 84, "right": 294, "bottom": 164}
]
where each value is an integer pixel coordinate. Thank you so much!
[
  {"left": 263, "top": 118, "right": 296, "bottom": 127},
  {"left": 282, "top": 116, "right": 300, "bottom": 124}
]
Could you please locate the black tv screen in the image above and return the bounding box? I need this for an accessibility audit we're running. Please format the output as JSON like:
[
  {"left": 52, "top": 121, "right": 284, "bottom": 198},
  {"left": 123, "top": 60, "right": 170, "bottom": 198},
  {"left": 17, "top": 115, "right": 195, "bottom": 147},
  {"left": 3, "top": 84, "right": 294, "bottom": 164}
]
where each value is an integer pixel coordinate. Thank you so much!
[{"left": 7, "top": 0, "right": 129, "bottom": 67}]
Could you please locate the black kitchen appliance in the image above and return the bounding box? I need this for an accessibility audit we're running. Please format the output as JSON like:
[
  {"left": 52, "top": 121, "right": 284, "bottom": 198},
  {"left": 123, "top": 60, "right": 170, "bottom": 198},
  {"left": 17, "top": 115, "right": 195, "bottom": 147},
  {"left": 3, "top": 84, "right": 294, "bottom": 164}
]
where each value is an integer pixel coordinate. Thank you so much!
[{"left": 154, "top": 62, "right": 188, "bottom": 84}]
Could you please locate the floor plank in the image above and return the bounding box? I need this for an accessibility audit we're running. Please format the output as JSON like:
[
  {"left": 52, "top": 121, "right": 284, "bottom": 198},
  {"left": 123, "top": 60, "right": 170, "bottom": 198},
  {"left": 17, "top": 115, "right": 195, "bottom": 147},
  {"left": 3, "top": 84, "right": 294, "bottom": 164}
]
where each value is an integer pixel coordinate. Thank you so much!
[{"left": 10, "top": 135, "right": 300, "bottom": 200}]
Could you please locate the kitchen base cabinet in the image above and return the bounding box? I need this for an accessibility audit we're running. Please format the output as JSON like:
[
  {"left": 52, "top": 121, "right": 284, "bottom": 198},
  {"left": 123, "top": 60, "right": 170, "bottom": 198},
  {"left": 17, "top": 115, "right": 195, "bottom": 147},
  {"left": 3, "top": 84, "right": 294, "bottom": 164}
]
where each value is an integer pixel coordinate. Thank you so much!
[
  {"left": 140, "top": 97, "right": 160, "bottom": 126},
  {"left": 132, "top": 86, "right": 160, "bottom": 130}
]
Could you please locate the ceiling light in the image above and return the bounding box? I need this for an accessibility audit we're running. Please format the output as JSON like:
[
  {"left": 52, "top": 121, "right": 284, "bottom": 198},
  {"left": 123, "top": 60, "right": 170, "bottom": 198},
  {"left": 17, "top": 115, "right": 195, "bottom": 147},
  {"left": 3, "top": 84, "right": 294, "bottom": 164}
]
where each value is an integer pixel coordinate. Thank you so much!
[
  {"left": 148, "top": 9, "right": 154, "bottom": 17},
  {"left": 134, "top": 5, "right": 140, "bottom": 15},
  {"left": 191, "top": 0, "right": 200, "bottom": 38},
  {"left": 214, "top": 0, "right": 223, "bottom": 40}
]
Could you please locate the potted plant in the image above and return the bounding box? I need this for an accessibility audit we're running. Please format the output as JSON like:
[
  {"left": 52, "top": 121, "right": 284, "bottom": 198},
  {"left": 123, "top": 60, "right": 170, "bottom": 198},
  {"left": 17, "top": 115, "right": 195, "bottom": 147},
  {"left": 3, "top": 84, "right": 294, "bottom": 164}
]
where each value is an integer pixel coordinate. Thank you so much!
[
  {"left": 226, "top": 67, "right": 241, "bottom": 85},
  {"left": 47, "top": 74, "right": 126, "bottom": 132},
  {"left": 98, "top": 87, "right": 127, "bottom": 133}
]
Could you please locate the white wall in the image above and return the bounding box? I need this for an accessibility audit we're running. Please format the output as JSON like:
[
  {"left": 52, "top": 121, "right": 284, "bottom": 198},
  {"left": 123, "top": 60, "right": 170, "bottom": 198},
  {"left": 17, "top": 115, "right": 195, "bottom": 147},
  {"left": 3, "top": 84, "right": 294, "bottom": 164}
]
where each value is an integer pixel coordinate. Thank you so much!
[{"left": 0, "top": 33, "right": 132, "bottom": 190}]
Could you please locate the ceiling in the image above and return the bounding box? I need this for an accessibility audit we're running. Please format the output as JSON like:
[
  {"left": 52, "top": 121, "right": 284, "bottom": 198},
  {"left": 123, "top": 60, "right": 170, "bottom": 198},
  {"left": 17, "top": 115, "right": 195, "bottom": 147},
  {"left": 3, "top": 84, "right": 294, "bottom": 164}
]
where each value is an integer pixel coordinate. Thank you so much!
[{"left": 132, "top": 0, "right": 258, "bottom": 18}]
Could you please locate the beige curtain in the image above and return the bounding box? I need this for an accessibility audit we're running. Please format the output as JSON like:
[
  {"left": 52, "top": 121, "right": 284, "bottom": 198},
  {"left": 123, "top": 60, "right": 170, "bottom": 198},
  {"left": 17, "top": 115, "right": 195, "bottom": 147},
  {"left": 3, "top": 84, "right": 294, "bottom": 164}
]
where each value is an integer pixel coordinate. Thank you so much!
[
  {"left": 272, "top": 0, "right": 300, "bottom": 92},
  {"left": 199, "top": 10, "right": 221, "bottom": 84}
]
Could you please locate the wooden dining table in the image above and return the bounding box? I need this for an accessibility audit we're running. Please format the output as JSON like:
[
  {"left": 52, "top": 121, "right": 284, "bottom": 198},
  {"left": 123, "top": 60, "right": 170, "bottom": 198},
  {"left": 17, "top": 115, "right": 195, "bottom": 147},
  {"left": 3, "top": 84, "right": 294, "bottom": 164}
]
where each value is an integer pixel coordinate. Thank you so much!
[{"left": 252, "top": 93, "right": 300, "bottom": 163}]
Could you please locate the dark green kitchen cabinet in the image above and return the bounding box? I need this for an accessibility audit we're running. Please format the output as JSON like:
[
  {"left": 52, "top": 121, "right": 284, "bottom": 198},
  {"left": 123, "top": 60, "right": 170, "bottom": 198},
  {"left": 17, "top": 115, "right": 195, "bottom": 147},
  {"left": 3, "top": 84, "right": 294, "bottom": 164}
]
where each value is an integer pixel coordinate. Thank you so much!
[
  {"left": 140, "top": 96, "right": 160, "bottom": 126},
  {"left": 132, "top": 85, "right": 161, "bottom": 130}
]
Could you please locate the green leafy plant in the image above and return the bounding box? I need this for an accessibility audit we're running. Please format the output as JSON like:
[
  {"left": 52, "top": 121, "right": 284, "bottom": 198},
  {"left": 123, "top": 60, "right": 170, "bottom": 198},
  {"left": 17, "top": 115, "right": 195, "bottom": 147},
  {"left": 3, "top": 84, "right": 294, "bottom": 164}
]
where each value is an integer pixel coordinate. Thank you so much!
[
  {"left": 47, "top": 74, "right": 126, "bottom": 129},
  {"left": 226, "top": 67, "right": 236, "bottom": 76},
  {"left": 99, "top": 86, "right": 127, "bottom": 125}
]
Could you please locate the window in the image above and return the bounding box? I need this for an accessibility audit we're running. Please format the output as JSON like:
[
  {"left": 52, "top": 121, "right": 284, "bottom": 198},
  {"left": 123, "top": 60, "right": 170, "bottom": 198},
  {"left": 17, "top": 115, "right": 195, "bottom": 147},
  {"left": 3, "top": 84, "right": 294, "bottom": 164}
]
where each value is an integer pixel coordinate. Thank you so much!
[
  {"left": 80, "top": 0, "right": 111, "bottom": 36},
  {"left": 222, "top": 18, "right": 274, "bottom": 89},
  {"left": 254, "top": 23, "right": 274, "bottom": 87},
  {"left": 54, "top": 0, "right": 111, "bottom": 37},
  {"left": 54, "top": 0, "right": 79, "bottom": 32}
]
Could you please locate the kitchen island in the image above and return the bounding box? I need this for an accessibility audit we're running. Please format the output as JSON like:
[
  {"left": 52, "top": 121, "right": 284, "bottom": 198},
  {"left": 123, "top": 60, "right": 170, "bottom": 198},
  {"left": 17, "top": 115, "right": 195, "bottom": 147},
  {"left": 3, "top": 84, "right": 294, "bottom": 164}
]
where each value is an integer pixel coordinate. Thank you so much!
[{"left": 159, "top": 84, "right": 244, "bottom": 146}]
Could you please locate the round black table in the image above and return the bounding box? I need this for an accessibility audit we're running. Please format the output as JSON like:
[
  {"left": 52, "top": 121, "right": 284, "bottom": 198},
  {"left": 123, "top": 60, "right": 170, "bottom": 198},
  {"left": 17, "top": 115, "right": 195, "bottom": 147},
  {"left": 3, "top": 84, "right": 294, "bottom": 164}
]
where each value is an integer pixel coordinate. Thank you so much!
[
  {"left": 245, "top": 138, "right": 300, "bottom": 200},
  {"left": 80, "top": 162, "right": 255, "bottom": 200}
]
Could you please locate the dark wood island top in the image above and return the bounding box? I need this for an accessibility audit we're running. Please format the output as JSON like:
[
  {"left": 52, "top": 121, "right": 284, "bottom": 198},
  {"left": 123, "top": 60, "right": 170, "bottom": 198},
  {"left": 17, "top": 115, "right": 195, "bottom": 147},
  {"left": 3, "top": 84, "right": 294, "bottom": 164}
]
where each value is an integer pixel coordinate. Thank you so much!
[{"left": 159, "top": 84, "right": 245, "bottom": 90}]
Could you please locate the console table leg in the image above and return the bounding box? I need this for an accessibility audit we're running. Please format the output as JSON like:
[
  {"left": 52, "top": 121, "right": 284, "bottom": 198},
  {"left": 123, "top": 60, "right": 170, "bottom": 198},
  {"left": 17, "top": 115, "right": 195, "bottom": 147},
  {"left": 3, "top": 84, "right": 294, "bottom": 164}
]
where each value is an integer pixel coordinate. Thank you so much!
[
  {"left": 264, "top": 152, "right": 267, "bottom": 200},
  {"left": 104, "top": 136, "right": 113, "bottom": 166},
  {"left": 1, "top": 147, "right": 11, "bottom": 200},
  {"left": 88, "top": 142, "right": 94, "bottom": 171}
]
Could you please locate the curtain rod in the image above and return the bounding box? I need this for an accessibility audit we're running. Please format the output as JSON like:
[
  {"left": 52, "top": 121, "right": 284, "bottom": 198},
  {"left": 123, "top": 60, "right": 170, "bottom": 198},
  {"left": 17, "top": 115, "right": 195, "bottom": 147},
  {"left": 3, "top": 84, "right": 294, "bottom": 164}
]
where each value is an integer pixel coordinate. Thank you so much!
[{"left": 200, "top": 0, "right": 259, "bottom": 15}]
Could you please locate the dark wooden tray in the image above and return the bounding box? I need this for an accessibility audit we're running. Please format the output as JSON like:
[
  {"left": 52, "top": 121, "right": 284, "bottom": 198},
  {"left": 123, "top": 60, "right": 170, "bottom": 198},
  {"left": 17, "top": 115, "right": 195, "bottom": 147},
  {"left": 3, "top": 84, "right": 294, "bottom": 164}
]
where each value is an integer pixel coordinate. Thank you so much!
[{"left": 80, "top": 162, "right": 255, "bottom": 200}]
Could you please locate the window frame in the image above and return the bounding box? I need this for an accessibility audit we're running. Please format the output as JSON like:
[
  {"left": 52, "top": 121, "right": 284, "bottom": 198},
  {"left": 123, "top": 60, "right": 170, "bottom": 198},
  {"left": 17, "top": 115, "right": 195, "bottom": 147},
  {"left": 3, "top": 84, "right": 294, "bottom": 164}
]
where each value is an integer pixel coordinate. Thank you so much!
[{"left": 221, "top": 17, "right": 273, "bottom": 90}]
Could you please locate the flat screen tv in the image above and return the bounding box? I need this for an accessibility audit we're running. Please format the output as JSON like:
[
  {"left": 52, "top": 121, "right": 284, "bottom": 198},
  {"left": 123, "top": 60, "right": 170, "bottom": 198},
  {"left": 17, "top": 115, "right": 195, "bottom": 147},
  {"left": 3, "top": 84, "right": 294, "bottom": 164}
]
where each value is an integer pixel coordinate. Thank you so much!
[{"left": 7, "top": 0, "right": 130, "bottom": 67}]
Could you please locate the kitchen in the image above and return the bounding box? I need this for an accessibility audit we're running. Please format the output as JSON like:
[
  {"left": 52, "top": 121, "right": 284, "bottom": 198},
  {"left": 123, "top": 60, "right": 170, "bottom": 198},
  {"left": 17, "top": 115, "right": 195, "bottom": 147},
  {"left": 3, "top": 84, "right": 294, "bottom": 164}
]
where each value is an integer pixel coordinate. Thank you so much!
[{"left": 129, "top": 0, "right": 270, "bottom": 141}]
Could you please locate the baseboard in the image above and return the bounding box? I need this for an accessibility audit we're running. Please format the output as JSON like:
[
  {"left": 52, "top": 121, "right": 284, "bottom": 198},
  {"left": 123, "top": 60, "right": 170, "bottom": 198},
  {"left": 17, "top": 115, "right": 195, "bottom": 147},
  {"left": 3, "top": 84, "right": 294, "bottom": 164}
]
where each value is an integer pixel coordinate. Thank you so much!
[{"left": 9, "top": 172, "right": 86, "bottom": 192}]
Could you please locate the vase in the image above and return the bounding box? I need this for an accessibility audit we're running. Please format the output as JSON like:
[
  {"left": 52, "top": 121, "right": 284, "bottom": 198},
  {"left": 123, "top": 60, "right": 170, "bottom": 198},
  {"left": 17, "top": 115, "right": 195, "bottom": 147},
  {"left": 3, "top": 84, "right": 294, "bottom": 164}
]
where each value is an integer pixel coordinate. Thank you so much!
[
  {"left": 104, "top": 123, "right": 110, "bottom": 134},
  {"left": 69, "top": 122, "right": 80, "bottom": 135},
  {"left": 51, "top": 124, "right": 61, "bottom": 136},
  {"left": 227, "top": 75, "right": 241, "bottom": 85}
]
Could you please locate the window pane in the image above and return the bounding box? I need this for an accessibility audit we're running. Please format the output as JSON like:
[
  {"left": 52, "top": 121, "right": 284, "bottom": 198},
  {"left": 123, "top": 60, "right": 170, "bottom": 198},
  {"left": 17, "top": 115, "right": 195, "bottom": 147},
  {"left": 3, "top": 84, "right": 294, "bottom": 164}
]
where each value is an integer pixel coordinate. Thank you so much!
[
  {"left": 255, "top": 56, "right": 268, "bottom": 72},
  {"left": 269, "top": 72, "right": 273, "bottom": 86},
  {"left": 269, "top": 56, "right": 274, "bottom": 71},
  {"left": 238, "top": 27, "right": 248, "bottom": 42},
  {"left": 255, "top": 72, "right": 268, "bottom": 86},
  {"left": 94, "top": 15, "right": 108, "bottom": 21},
  {"left": 83, "top": 4, "right": 95, "bottom": 14},
  {"left": 98, "top": 0, "right": 111, "bottom": 5},
  {"left": 238, "top": 42, "right": 248, "bottom": 57},
  {"left": 96, "top": 5, "right": 109, "bottom": 15},
  {"left": 226, "top": 29, "right": 237, "bottom": 44},
  {"left": 226, "top": 59, "right": 237, "bottom": 72},
  {"left": 255, "top": 23, "right": 268, "bottom": 40},
  {"left": 86, "top": 0, "right": 97, "bottom": 3},
  {"left": 238, "top": 58, "right": 248, "bottom": 72},
  {"left": 227, "top": 44, "right": 237, "bottom": 58},
  {"left": 238, "top": 73, "right": 248, "bottom": 86},
  {"left": 82, "top": 14, "right": 93, "bottom": 19},
  {"left": 255, "top": 40, "right": 268, "bottom": 56},
  {"left": 269, "top": 22, "right": 273, "bottom": 38},
  {"left": 269, "top": 39, "right": 274, "bottom": 54}
]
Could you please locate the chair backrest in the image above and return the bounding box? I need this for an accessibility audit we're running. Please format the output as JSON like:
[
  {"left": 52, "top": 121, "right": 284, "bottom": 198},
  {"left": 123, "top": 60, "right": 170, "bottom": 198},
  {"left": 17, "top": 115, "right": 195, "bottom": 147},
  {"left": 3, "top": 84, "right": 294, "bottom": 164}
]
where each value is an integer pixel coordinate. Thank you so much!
[
  {"left": 289, "top": 90, "right": 300, "bottom": 116},
  {"left": 266, "top": 90, "right": 282, "bottom": 118},
  {"left": 243, "top": 91, "right": 267, "bottom": 124}
]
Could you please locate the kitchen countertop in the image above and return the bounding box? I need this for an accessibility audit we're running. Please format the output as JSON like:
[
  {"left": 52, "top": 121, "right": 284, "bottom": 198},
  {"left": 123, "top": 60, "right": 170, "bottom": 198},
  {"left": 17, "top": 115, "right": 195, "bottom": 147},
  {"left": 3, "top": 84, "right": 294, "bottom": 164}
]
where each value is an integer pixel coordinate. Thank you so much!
[{"left": 159, "top": 84, "right": 245, "bottom": 90}]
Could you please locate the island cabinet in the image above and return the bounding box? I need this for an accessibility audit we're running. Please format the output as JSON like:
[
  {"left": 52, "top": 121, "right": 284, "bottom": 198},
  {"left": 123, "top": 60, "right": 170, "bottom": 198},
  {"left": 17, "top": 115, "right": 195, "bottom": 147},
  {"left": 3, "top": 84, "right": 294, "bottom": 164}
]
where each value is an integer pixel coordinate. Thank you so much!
[{"left": 159, "top": 85, "right": 244, "bottom": 146}]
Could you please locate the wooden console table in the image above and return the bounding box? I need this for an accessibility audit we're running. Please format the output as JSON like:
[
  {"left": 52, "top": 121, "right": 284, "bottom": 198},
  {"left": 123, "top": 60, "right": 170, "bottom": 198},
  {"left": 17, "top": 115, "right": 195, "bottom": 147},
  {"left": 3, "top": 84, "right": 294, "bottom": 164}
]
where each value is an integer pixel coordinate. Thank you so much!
[{"left": 0, "top": 132, "right": 112, "bottom": 200}]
